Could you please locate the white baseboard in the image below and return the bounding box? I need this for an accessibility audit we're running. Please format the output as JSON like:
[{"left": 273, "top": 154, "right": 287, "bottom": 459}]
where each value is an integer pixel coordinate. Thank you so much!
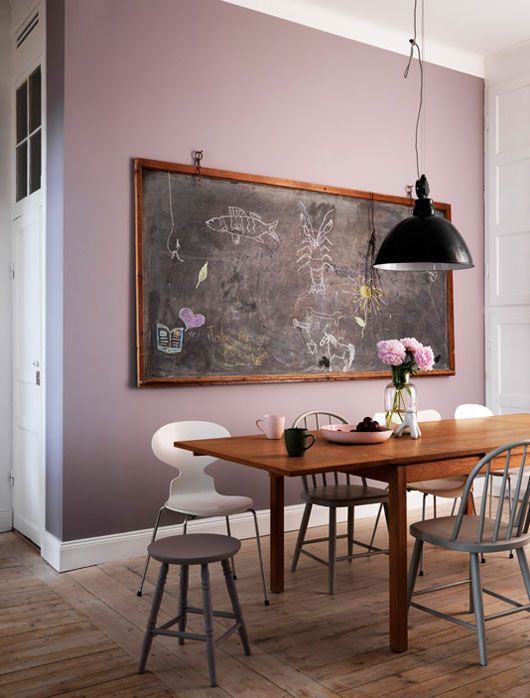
[
  {"left": 0, "top": 507, "right": 13, "bottom": 533},
  {"left": 41, "top": 493, "right": 428, "bottom": 573}
]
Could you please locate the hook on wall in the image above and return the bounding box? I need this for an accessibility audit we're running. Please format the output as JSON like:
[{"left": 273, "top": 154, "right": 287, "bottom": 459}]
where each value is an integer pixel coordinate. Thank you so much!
[{"left": 192, "top": 149, "right": 204, "bottom": 177}]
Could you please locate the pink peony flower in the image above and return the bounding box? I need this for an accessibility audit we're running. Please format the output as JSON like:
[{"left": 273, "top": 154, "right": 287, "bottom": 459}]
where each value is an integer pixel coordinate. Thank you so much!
[
  {"left": 377, "top": 339, "right": 406, "bottom": 366},
  {"left": 400, "top": 337, "right": 423, "bottom": 354},
  {"left": 415, "top": 345, "right": 435, "bottom": 371}
]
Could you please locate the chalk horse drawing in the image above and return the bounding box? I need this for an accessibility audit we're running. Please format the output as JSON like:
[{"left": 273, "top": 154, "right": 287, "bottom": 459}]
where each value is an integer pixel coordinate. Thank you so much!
[
  {"left": 297, "top": 202, "right": 334, "bottom": 294},
  {"left": 293, "top": 308, "right": 342, "bottom": 356},
  {"left": 319, "top": 331, "right": 355, "bottom": 372},
  {"left": 206, "top": 207, "right": 279, "bottom": 245}
]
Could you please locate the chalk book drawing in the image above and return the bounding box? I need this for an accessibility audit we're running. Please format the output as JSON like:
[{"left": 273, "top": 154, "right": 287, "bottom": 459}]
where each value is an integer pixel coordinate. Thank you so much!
[{"left": 156, "top": 324, "right": 184, "bottom": 354}]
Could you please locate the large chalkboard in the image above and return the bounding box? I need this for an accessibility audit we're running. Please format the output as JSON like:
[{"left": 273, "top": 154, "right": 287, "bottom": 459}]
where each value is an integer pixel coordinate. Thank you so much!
[{"left": 135, "top": 159, "right": 455, "bottom": 386}]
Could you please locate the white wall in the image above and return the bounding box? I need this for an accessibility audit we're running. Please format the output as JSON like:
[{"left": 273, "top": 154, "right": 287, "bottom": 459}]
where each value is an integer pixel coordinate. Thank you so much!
[{"left": 0, "top": 0, "right": 13, "bottom": 531}]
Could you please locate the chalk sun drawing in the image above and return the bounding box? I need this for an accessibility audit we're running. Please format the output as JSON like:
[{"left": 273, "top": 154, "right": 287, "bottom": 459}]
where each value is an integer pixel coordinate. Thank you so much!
[
  {"left": 205, "top": 207, "right": 279, "bottom": 245},
  {"left": 296, "top": 202, "right": 334, "bottom": 294},
  {"left": 165, "top": 172, "right": 184, "bottom": 262}
]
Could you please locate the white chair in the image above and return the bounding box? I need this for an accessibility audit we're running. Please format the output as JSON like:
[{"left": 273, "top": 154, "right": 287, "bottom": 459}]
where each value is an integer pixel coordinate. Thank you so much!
[
  {"left": 455, "top": 404, "right": 494, "bottom": 420},
  {"left": 291, "top": 411, "right": 389, "bottom": 595},
  {"left": 137, "top": 421, "right": 268, "bottom": 605}
]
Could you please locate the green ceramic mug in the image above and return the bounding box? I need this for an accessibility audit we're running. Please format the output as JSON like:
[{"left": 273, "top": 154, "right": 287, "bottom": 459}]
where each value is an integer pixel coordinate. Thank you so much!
[{"left": 284, "top": 427, "right": 316, "bottom": 457}]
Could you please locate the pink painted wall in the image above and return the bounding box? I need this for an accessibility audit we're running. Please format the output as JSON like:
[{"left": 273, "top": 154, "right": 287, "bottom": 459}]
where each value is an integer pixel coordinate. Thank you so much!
[{"left": 51, "top": 0, "right": 484, "bottom": 540}]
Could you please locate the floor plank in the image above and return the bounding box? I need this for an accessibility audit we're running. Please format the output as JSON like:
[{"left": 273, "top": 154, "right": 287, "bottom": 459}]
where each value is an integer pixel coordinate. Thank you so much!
[{"left": 0, "top": 511, "right": 528, "bottom": 697}]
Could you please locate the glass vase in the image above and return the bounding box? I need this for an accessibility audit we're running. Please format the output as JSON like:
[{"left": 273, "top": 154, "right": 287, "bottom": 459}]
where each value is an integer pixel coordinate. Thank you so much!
[{"left": 384, "top": 368, "right": 417, "bottom": 429}]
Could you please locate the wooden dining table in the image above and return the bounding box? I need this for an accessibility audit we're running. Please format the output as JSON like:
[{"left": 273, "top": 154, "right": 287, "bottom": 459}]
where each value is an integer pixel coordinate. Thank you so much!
[{"left": 175, "top": 413, "right": 530, "bottom": 654}]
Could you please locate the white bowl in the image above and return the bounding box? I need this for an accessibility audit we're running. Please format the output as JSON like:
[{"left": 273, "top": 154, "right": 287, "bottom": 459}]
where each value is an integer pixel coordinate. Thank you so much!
[{"left": 321, "top": 423, "right": 393, "bottom": 445}]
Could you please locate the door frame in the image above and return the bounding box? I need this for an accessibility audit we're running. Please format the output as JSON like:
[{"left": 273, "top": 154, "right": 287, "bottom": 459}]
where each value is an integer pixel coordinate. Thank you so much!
[{"left": 10, "top": 0, "right": 46, "bottom": 547}]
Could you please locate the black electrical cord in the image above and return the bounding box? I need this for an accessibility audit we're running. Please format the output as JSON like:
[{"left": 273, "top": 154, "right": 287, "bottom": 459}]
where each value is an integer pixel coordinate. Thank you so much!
[{"left": 403, "top": 0, "right": 423, "bottom": 181}]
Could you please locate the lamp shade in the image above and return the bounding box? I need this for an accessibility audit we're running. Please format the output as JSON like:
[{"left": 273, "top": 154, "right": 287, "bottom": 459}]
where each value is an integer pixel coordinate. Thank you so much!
[{"left": 374, "top": 176, "right": 474, "bottom": 271}]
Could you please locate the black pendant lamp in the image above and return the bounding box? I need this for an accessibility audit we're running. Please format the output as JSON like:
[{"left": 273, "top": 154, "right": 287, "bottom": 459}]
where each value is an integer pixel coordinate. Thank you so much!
[{"left": 374, "top": 1, "right": 474, "bottom": 272}]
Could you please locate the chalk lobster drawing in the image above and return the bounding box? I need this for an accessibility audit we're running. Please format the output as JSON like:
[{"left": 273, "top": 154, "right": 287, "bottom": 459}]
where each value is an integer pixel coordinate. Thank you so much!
[
  {"left": 319, "top": 331, "right": 355, "bottom": 372},
  {"left": 296, "top": 202, "right": 334, "bottom": 294},
  {"left": 206, "top": 207, "right": 279, "bottom": 245}
]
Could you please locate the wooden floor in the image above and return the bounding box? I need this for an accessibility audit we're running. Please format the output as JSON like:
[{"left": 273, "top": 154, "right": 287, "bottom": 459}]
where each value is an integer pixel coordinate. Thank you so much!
[{"left": 1, "top": 516, "right": 529, "bottom": 697}]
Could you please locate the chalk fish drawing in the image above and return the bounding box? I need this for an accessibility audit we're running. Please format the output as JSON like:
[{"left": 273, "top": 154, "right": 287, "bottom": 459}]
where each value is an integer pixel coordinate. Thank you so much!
[
  {"left": 156, "top": 324, "right": 184, "bottom": 354},
  {"left": 319, "top": 331, "right": 355, "bottom": 372},
  {"left": 297, "top": 202, "right": 334, "bottom": 294},
  {"left": 165, "top": 172, "right": 184, "bottom": 262},
  {"left": 179, "top": 308, "right": 206, "bottom": 330},
  {"left": 205, "top": 207, "right": 279, "bottom": 245}
]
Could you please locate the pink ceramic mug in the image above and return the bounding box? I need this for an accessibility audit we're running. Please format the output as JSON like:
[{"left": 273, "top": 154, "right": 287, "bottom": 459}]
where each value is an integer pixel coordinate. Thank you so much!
[{"left": 256, "top": 415, "right": 285, "bottom": 439}]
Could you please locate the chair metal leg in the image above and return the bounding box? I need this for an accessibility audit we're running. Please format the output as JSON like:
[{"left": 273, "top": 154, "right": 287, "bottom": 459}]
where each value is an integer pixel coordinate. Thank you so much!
[
  {"left": 347, "top": 506, "right": 354, "bottom": 562},
  {"left": 407, "top": 539, "right": 423, "bottom": 606},
  {"left": 367, "top": 503, "right": 384, "bottom": 552},
  {"left": 222, "top": 559, "right": 251, "bottom": 656},
  {"left": 201, "top": 563, "right": 217, "bottom": 687},
  {"left": 138, "top": 562, "right": 168, "bottom": 673},
  {"left": 291, "top": 502, "right": 312, "bottom": 572},
  {"left": 468, "top": 556, "right": 474, "bottom": 613},
  {"left": 177, "top": 564, "right": 189, "bottom": 645},
  {"left": 137, "top": 507, "right": 165, "bottom": 597},
  {"left": 515, "top": 548, "right": 530, "bottom": 602},
  {"left": 433, "top": 495, "right": 437, "bottom": 519},
  {"left": 328, "top": 507, "right": 337, "bottom": 595},
  {"left": 419, "top": 494, "right": 427, "bottom": 576},
  {"left": 450, "top": 498, "right": 458, "bottom": 516},
  {"left": 470, "top": 553, "right": 488, "bottom": 666},
  {"left": 225, "top": 516, "right": 237, "bottom": 579},
  {"left": 250, "top": 509, "right": 269, "bottom": 606},
  {"left": 183, "top": 514, "right": 192, "bottom": 534}
]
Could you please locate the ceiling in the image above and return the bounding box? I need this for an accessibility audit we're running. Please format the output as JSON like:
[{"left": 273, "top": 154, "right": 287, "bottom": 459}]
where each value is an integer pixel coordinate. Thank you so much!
[{"left": 223, "top": 0, "right": 530, "bottom": 76}]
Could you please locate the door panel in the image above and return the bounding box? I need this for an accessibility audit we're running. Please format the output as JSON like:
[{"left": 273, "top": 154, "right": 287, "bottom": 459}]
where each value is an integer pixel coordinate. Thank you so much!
[{"left": 13, "top": 195, "right": 42, "bottom": 545}]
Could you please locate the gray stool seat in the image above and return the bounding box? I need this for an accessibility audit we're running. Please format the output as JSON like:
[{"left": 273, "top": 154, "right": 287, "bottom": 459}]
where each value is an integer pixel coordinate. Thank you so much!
[
  {"left": 410, "top": 515, "right": 530, "bottom": 554},
  {"left": 148, "top": 533, "right": 241, "bottom": 565},
  {"left": 302, "top": 483, "right": 388, "bottom": 507},
  {"left": 139, "top": 533, "right": 250, "bottom": 687}
]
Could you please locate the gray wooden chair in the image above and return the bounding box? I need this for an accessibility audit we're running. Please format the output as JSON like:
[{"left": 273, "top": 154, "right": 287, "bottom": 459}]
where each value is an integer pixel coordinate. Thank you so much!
[
  {"left": 408, "top": 441, "right": 530, "bottom": 666},
  {"left": 291, "top": 410, "right": 389, "bottom": 595},
  {"left": 138, "top": 533, "right": 250, "bottom": 687}
]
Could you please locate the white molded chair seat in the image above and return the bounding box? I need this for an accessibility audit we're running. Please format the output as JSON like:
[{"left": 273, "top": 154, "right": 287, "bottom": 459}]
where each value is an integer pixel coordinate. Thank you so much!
[{"left": 165, "top": 492, "right": 253, "bottom": 518}]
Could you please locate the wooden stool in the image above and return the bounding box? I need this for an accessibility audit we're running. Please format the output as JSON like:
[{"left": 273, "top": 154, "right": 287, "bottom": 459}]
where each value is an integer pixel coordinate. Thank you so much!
[{"left": 138, "top": 533, "right": 250, "bottom": 687}]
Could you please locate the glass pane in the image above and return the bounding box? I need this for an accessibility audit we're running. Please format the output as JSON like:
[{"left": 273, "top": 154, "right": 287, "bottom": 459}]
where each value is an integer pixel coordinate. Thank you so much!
[
  {"left": 16, "top": 82, "right": 28, "bottom": 143},
  {"left": 29, "top": 130, "right": 41, "bottom": 193},
  {"left": 16, "top": 142, "right": 28, "bottom": 201},
  {"left": 29, "top": 66, "right": 41, "bottom": 132}
]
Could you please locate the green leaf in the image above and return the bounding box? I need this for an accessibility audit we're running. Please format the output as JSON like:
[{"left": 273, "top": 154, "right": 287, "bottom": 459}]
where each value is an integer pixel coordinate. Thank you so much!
[
  {"left": 195, "top": 261, "right": 208, "bottom": 289},
  {"left": 354, "top": 316, "right": 366, "bottom": 328}
]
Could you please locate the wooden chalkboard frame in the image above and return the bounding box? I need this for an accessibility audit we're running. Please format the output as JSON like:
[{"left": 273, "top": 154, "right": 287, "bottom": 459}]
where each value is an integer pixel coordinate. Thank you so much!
[{"left": 134, "top": 158, "right": 455, "bottom": 386}]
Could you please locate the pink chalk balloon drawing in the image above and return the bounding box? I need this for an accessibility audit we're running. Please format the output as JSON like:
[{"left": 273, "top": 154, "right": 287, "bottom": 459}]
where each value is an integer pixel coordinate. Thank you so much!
[{"left": 179, "top": 307, "right": 206, "bottom": 330}]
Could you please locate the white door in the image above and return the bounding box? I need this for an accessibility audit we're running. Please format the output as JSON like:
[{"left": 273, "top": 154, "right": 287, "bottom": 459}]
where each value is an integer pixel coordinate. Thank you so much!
[
  {"left": 485, "top": 71, "right": 530, "bottom": 415},
  {"left": 12, "top": 194, "right": 43, "bottom": 545}
]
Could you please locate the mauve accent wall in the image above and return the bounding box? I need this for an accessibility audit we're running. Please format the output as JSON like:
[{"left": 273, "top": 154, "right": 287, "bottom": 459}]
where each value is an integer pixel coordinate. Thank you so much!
[{"left": 48, "top": 0, "right": 484, "bottom": 541}]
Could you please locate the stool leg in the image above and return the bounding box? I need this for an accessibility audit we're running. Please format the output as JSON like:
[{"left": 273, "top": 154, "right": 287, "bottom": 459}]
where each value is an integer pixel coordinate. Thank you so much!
[
  {"left": 225, "top": 516, "right": 237, "bottom": 580},
  {"left": 178, "top": 565, "right": 189, "bottom": 645},
  {"left": 138, "top": 562, "right": 168, "bottom": 673},
  {"left": 419, "top": 494, "right": 427, "bottom": 576},
  {"left": 347, "top": 507, "right": 354, "bottom": 562},
  {"left": 291, "top": 502, "right": 312, "bottom": 572},
  {"left": 222, "top": 559, "right": 251, "bottom": 656},
  {"left": 250, "top": 508, "right": 269, "bottom": 606},
  {"left": 201, "top": 564, "right": 217, "bottom": 687}
]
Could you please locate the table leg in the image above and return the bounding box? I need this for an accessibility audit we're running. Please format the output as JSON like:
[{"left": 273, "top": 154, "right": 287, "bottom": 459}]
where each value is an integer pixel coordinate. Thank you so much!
[
  {"left": 269, "top": 474, "right": 285, "bottom": 593},
  {"left": 388, "top": 465, "right": 408, "bottom": 653}
]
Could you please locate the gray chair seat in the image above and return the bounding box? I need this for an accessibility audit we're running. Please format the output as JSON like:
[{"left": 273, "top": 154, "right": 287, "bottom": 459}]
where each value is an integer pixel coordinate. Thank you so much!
[
  {"left": 409, "top": 477, "right": 466, "bottom": 499},
  {"left": 148, "top": 533, "right": 241, "bottom": 565},
  {"left": 302, "top": 483, "right": 388, "bottom": 507},
  {"left": 410, "top": 515, "right": 530, "bottom": 554}
]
